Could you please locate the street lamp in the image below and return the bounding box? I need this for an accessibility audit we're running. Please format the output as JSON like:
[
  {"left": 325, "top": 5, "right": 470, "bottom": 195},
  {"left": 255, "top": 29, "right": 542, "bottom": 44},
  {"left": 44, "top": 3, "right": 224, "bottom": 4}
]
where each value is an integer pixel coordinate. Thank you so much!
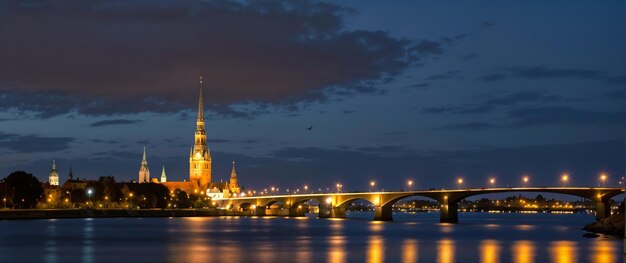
[
  {"left": 370, "top": 181, "right": 376, "bottom": 192},
  {"left": 407, "top": 180, "right": 413, "bottom": 191},
  {"left": 599, "top": 172, "right": 608, "bottom": 187},
  {"left": 129, "top": 193, "right": 134, "bottom": 209},
  {"left": 561, "top": 173, "right": 569, "bottom": 187},
  {"left": 489, "top": 178, "right": 496, "bottom": 187},
  {"left": 522, "top": 176, "right": 529, "bottom": 186},
  {"left": 87, "top": 189, "right": 92, "bottom": 207},
  {"left": 336, "top": 183, "right": 342, "bottom": 193},
  {"left": 457, "top": 178, "right": 464, "bottom": 189},
  {"left": 304, "top": 185, "right": 308, "bottom": 193}
]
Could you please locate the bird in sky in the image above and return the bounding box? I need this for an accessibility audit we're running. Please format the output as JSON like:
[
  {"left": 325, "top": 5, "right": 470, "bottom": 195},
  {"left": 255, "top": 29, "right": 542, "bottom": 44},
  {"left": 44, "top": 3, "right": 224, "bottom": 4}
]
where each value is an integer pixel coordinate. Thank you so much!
[{"left": 307, "top": 126, "right": 313, "bottom": 130}]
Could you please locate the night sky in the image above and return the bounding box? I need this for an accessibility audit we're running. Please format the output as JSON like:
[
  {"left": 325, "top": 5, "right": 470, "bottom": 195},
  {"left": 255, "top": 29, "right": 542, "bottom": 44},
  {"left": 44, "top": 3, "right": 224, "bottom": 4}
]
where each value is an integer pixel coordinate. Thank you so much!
[{"left": 0, "top": 0, "right": 623, "bottom": 191}]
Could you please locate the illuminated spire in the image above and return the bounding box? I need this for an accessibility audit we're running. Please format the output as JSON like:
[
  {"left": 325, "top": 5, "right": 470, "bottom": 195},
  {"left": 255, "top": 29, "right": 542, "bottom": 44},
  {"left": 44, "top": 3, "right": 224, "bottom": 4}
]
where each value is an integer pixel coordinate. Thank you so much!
[
  {"left": 141, "top": 146, "right": 147, "bottom": 166},
  {"left": 198, "top": 76, "right": 204, "bottom": 121},
  {"left": 230, "top": 161, "right": 237, "bottom": 179},
  {"left": 161, "top": 165, "right": 167, "bottom": 183}
]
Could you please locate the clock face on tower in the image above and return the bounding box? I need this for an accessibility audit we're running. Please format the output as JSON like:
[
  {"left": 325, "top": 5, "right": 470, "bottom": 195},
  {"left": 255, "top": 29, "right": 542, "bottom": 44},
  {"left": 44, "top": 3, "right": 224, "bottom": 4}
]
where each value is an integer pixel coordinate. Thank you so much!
[{"left": 195, "top": 152, "right": 202, "bottom": 160}]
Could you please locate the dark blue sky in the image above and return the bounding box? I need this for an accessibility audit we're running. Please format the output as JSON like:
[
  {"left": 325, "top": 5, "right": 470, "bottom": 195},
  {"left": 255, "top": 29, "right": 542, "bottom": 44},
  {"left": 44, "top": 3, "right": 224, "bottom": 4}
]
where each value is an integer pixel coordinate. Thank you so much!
[{"left": 0, "top": 0, "right": 623, "bottom": 191}]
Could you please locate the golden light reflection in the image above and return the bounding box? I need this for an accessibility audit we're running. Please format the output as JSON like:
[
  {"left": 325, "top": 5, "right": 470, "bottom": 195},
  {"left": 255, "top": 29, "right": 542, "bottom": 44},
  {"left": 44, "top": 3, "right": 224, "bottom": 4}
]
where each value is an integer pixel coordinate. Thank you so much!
[
  {"left": 295, "top": 238, "right": 312, "bottom": 263},
  {"left": 367, "top": 235, "right": 384, "bottom": 263},
  {"left": 514, "top": 224, "right": 534, "bottom": 231},
  {"left": 327, "top": 236, "right": 346, "bottom": 263},
  {"left": 402, "top": 239, "right": 418, "bottom": 263},
  {"left": 437, "top": 239, "right": 455, "bottom": 263},
  {"left": 369, "top": 222, "right": 383, "bottom": 233},
  {"left": 479, "top": 239, "right": 500, "bottom": 263},
  {"left": 512, "top": 240, "right": 534, "bottom": 263},
  {"left": 590, "top": 239, "right": 615, "bottom": 263},
  {"left": 549, "top": 241, "right": 577, "bottom": 263}
]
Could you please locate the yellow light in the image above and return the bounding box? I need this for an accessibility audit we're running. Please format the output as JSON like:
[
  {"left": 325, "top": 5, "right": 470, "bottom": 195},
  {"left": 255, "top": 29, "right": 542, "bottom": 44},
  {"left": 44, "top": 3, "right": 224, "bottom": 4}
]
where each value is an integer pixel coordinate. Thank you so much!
[
  {"left": 326, "top": 197, "right": 332, "bottom": 204},
  {"left": 457, "top": 178, "right": 463, "bottom": 184},
  {"left": 600, "top": 173, "right": 607, "bottom": 182},
  {"left": 561, "top": 174, "right": 569, "bottom": 182},
  {"left": 489, "top": 178, "right": 495, "bottom": 184},
  {"left": 370, "top": 181, "right": 376, "bottom": 187},
  {"left": 523, "top": 176, "right": 529, "bottom": 183},
  {"left": 129, "top": 193, "right": 133, "bottom": 197},
  {"left": 407, "top": 180, "right": 413, "bottom": 186}
]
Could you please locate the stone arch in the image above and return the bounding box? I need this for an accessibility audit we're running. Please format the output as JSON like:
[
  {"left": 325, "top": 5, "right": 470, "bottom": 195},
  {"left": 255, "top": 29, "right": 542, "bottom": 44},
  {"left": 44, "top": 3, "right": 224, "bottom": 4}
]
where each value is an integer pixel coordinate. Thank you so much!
[{"left": 237, "top": 202, "right": 253, "bottom": 211}]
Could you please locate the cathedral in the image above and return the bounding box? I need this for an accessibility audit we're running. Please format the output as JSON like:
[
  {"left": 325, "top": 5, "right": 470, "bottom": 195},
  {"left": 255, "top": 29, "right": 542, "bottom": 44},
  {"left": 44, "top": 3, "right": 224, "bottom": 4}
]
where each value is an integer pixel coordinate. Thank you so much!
[{"left": 138, "top": 77, "right": 240, "bottom": 198}]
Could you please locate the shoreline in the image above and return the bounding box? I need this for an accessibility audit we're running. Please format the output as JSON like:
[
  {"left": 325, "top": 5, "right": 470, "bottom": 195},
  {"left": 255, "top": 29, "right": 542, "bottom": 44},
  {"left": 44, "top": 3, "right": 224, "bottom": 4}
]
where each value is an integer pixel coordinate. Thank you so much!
[
  {"left": 582, "top": 213, "right": 624, "bottom": 237},
  {"left": 0, "top": 208, "right": 242, "bottom": 220}
]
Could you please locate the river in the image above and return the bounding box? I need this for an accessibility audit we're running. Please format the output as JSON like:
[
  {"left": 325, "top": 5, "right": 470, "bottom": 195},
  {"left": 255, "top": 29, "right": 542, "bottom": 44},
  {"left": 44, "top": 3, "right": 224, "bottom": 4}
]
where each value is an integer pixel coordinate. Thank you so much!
[{"left": 0, "top": 212, "right": 621, "bottom": 262}]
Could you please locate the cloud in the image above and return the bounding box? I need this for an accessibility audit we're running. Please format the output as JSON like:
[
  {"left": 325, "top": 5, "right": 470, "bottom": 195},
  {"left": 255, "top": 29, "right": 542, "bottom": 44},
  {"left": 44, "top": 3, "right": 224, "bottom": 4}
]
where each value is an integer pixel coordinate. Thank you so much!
[
  {"left": 481, "top": 21, "right": 495, "bottom": 28},
  {"left": 0, "top": 132, "right": 74, "bottom": 153},
  {"left": 461, "top": 53, "right": 479, "bottom": 61},
  {"left": 90, "top": 119, "right": 141, "bottom": 127},
  {"left": 0, "top": 0, "right": 453, "bottom": 118},
  {"left": 421, "top": 90, "right": 560, "bottom": 114},
  {"left": 439, "top": 122, "right": 495, "bottom": 131},
  {"left": 507, "top": 107, "right": 624, "bottom": 127},
  {"left": 423, "top": 70, "right": 460, "bottom": 81},
  {"left": 479, "top": 66, "right": 623, "bottom": 85}
]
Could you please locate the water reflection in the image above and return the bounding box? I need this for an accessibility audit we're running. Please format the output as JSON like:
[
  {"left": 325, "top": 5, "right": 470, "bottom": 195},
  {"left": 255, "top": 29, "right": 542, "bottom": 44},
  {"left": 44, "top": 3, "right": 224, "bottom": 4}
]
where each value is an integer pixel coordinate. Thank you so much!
[
  {"left": 402, "top": 239, "right": 418, "bottom": 263},
  {"left": 45, "top": 220, "right": 57, "bottom": 263},
  {"left": 479, "top": 239, "right": 500, "bottom": 263},
  {"left": 0, "top": 213, "right": 621, "bottom": 263},
  {"left": 327, "top": 236, "right": 346, "bottom": 263},
  {"left": 295, "top": 238, "right": 312, "bottom": 263},
  {"left": 512, "top": 240, "right": 535, "bottom": 263},
  {"left": 82, "top": 218, "right": 94, "bottom": 263},
  {"left": 549, "top": 241, "right": 577, "bottom": 263},
  {"left": 589, "top": 239, "right": 614, "bottom": 263},
  {"left": 437, "top": 239, "right": 455, "bottom": 263},
  {"left": 366, "top": 235, "right": 384, "bottom": 263}
]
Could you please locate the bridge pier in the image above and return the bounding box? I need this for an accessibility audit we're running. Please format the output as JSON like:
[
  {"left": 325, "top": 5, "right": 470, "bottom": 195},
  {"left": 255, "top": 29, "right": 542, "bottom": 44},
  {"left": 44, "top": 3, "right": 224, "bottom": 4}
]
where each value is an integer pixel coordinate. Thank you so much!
[
  {"left": 373, "top": 205, "right": 393, "bottom": 221},
  {"left": 318, "top": 203, "right": 331, "bottom": 218},
  {"left": 318, "top": 203, "right": 345, "bottom": 219},
  {"left": 439, "top": 199, "right": 458, "bottom": 223},
  {"left": 596, "top": 200, "right": 611, "bottom": 220},
  {"left": 330, "top": 207, "right": 346, "bottom": 218},
  {"left": 288, "top": 206, "right": 306, "bottom": 217},
  {"left": 254, "top": 206, "right": 267, "bottom": 216}
]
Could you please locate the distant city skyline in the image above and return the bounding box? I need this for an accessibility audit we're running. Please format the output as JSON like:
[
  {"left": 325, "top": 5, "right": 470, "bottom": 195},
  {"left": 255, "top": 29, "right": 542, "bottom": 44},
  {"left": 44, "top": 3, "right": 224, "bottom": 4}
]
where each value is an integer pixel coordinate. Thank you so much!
[{"left": 0, "top": 0, "right": 623, "bottom": 190}]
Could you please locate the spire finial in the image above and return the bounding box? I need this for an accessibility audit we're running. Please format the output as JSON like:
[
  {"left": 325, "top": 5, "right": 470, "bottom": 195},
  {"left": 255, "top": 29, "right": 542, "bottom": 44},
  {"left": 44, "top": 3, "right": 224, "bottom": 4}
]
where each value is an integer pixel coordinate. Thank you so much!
[
  {"left": 52, "top": 160, "right": 56, "bottom": 170},
  {"left": 230, "top": 161, "right": 237, "bottom": 178},
  {"left": 198, "top": 76, "right": 204, "bottom": 121}
]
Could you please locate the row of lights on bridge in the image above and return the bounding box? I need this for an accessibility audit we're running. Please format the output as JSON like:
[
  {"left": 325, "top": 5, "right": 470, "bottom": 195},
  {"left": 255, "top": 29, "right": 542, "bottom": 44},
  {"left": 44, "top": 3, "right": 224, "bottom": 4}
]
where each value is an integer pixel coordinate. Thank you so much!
[{"left": 253, "top": 172, "right": 613, "bottom": 196}]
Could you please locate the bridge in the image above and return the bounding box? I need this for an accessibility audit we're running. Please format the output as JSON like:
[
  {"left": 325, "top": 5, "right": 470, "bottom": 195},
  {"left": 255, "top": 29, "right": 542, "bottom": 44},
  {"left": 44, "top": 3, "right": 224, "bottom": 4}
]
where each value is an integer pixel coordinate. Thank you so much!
[{"left": 216, "top": 187, "right": 624, "bottom": 223}]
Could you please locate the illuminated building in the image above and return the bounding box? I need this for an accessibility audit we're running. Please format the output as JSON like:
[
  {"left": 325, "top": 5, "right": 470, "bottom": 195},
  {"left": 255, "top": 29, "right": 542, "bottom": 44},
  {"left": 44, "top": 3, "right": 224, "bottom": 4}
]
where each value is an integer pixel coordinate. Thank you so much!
[
  {"left": 160, "top": 165, "right": 167, "bottom": 183},
  {"left": 189, "top": 76, "right": 212, "bottom": 187},
  {"left": 48, "top": 160, "right": 59, "bottom": 186},
  {"left": 138, "top": 146, "right": 150, "bottom": 183}
]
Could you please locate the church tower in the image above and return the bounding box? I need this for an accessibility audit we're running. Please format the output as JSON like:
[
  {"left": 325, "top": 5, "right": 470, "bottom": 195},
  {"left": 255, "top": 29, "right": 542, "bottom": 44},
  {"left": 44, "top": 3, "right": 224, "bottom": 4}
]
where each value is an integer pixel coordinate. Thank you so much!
[
  {"left": 189, "top": 76, "right": 212, "bottom": 187},
  {"left": 138, "top": 146, "right": 150, "bottom": 183},
  {"left": 49, "top": 160, "right": 59, "bottom": 186},
  {"left": 160, "top": 165, "right": 167, "bottom": 183},
  {"left": 229, "top": 161, "right": 240, "bottom": 194}
]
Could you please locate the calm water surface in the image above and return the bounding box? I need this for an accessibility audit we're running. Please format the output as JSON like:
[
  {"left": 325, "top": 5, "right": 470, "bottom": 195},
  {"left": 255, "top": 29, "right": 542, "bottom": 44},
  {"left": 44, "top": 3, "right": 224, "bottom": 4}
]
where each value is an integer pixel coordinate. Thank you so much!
[{"left": 0, "top": 212, "right": 621, "bottom": 262}]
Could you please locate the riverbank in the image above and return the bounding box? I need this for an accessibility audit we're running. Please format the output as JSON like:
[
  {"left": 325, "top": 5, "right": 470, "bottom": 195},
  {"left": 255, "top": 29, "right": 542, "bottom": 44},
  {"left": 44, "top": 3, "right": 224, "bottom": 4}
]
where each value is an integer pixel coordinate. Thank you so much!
[
  {"left": 0, "top": 208, "right": 246, "bottom": 220},
  {"left": 583, "top": 213, "right": 624, "bottom": 237}
]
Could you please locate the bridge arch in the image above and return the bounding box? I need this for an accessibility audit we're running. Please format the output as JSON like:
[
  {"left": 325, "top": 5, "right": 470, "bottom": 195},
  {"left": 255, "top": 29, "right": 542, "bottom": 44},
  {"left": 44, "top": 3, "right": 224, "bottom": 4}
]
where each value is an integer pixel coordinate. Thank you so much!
[{"left": 379, "top": 188, "right": 622, "bottom": 222}]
